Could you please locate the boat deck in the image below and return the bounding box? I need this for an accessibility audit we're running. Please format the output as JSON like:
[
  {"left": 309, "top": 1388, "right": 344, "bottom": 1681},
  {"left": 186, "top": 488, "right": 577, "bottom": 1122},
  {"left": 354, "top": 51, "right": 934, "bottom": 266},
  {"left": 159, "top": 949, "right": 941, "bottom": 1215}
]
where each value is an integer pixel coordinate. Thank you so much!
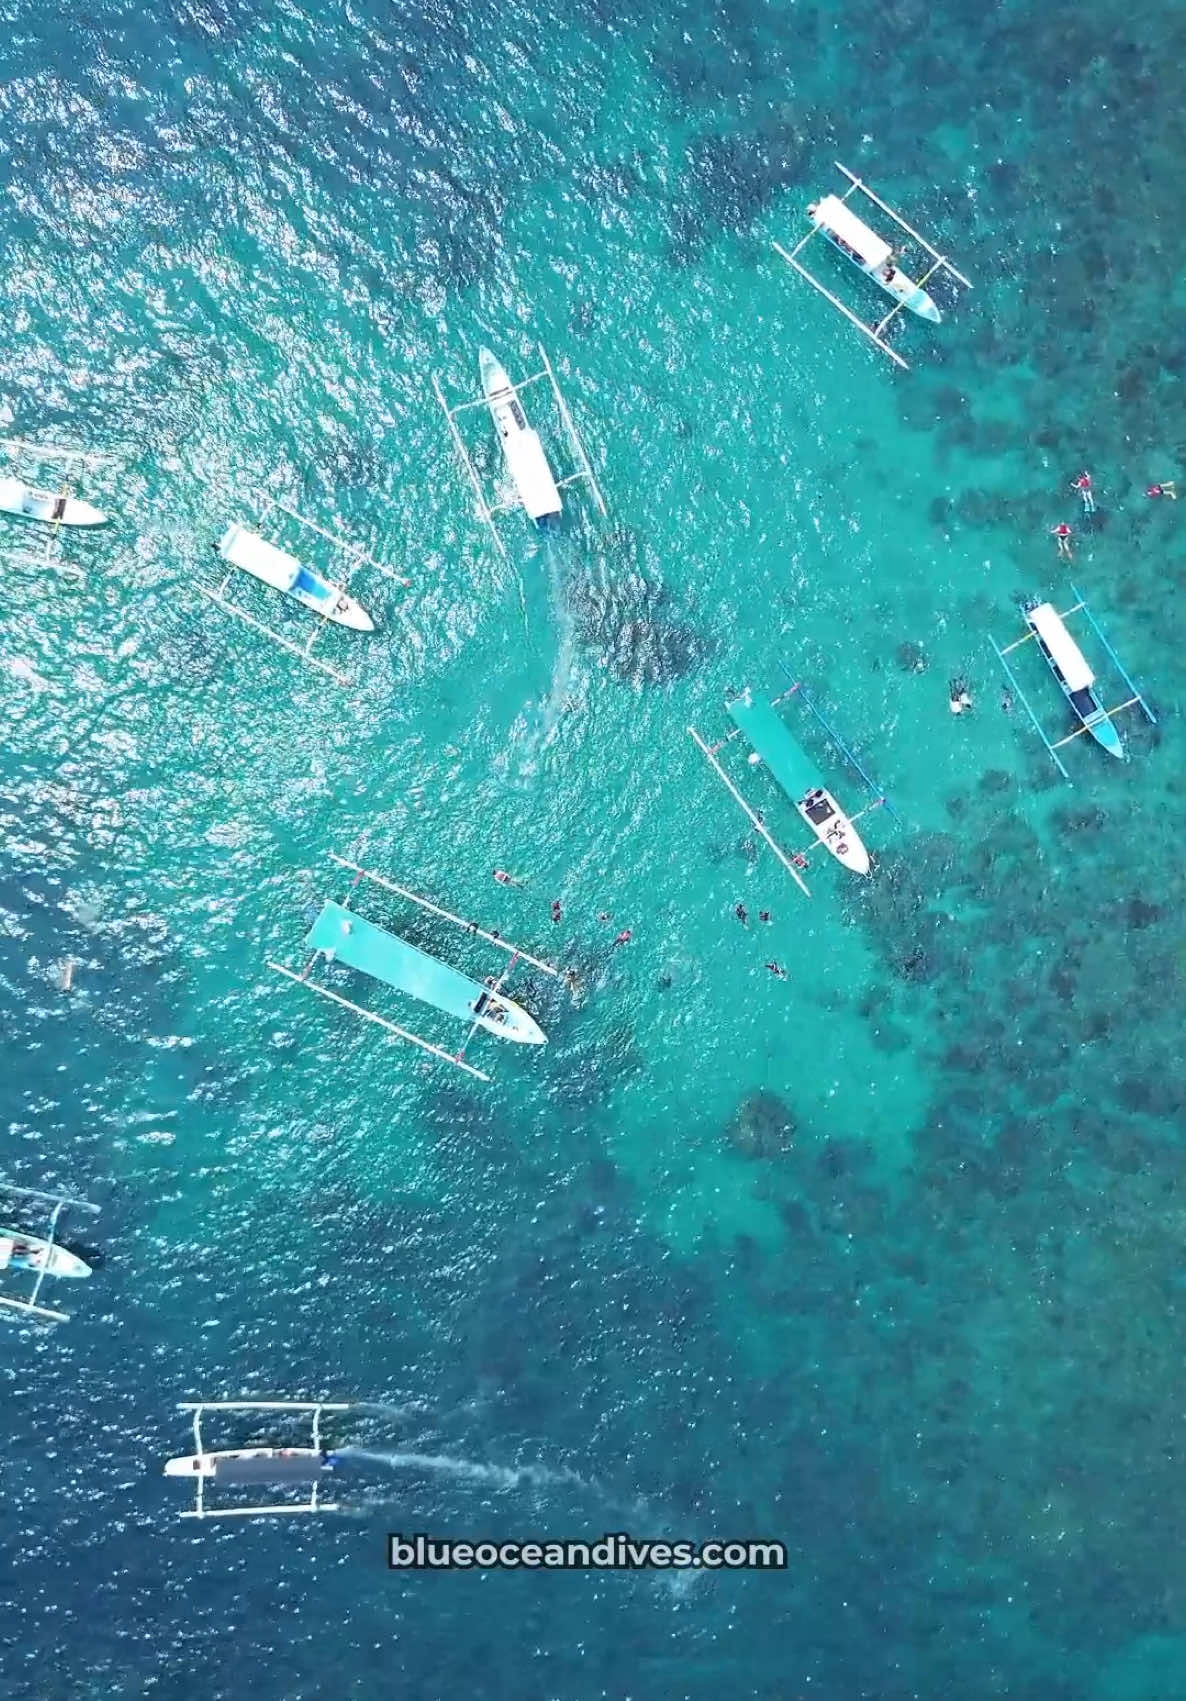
[
  {"left": 306, "top": 901, "right": 489, "bottom": 1027},
  {"left": 726, "top": 693, "right": 824, "bottom": 804}
]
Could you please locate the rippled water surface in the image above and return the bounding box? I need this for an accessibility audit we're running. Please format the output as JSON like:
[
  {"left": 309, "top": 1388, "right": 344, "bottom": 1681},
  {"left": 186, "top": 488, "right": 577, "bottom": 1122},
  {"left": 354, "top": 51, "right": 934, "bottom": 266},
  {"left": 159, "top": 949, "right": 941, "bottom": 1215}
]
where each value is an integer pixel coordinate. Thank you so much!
[{"left": 3, "top": 0, "right": 1186, "bottom": 1695}]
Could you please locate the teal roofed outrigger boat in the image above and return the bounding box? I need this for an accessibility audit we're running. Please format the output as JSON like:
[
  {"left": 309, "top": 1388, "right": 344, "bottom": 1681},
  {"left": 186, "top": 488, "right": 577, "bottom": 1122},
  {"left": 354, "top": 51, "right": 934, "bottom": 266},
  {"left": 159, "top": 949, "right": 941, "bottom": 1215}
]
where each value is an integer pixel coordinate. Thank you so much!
[
  {"left": 689, "top": 676, "right": 896, "bottom": 897},
  {"left": 269, "top": 855, "right": 561, "bottom": 1082},
  {"left": 989, "top": 585, "right": 1157, "bottom": 781}
]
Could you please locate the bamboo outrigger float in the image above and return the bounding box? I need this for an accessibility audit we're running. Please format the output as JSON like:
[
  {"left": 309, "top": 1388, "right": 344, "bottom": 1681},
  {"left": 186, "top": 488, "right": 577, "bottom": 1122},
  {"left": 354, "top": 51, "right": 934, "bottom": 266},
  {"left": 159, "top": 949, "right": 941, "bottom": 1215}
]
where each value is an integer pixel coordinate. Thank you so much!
[
  {"left": 167, "top": 1401, "right": 353, "bottom": 1519},
  {"left": 689, "top": 676, "right": 896, "bottom": 896},
  {"left": 0, "top": 1181, "right": 101, "bottom": 1324},
  {"left": 268, "top": 853, "right": 561, "bottom": 1081},
  {"left": 199, "top": 492, "right": 408, "bottom": 686},
  {"left": 989, "top": 584, "right": 1156, "bottom": 779},
  {"left": 432, "top": 343, "right": 606, "bottom": 559},
  {"left": 773, "top": 163, "right": 971, "bottom": 370}
]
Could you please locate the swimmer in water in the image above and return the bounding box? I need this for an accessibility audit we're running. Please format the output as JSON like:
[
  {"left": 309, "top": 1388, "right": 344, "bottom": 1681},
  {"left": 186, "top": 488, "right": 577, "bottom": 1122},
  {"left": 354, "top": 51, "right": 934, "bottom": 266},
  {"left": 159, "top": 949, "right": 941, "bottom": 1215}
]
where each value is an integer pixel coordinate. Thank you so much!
[
  {"left": 493, "top": 869, "right": 527, "bottom": 888},
  {"left": 765, "top": 962, "right": 787, "bottom": 979},
  {"left": 735, "top": 904, "right": 748, "bottom": 926},
  {"left": 613, "top": 929, "right": 632, "bottom": 946}
]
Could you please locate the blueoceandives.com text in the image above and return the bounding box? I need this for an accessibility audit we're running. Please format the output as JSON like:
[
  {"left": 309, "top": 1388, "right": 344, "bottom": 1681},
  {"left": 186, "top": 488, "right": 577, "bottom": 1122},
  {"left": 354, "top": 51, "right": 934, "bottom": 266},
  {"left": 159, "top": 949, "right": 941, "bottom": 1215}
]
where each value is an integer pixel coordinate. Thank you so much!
[{"left": 387, "top": 1533, "right": 787, "bottom": 1571}]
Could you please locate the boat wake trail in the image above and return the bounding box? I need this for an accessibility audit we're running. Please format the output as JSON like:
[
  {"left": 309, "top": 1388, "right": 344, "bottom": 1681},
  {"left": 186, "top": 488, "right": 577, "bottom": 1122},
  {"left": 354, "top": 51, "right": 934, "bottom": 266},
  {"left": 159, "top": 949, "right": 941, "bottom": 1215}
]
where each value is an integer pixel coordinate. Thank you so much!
[
  {"left": 336, "top": 1447, "right": 593, "bottom": 1494},
  {"left": 511, "top": 533, "right": 580, "bottom": 782}
]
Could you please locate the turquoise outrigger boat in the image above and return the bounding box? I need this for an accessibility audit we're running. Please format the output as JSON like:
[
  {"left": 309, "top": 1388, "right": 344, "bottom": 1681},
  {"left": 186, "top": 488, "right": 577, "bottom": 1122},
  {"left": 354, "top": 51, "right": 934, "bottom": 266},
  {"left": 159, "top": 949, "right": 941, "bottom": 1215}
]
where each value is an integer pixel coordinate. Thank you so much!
[
  {"left": 689, "top": 676, "right": 895, "bottom": 896},
  {"left": 989, "top": 585, "right": 1156, "bottom": 781},
  {"left": 269, "top": 855, "right": 560, "bottom": 1082}
]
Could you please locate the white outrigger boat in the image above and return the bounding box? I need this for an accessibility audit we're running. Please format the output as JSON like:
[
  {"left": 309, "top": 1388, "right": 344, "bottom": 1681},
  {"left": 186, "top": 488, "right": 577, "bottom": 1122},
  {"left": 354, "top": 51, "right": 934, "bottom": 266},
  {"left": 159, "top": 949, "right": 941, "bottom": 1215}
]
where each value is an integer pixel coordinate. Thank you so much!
[
  {"left": 215, "top": 523, "right": 375, "bottom": 631},
  {"left": 774, "top": 163, "right": 971, "bottom": 369},
  {"left": 0, "top": 1181, "right": 101, "bottom": 1324},
  {"left": 0, "top": 477, "right": 106, "bottom": 528},
  {"left": 168, "top": 1401, "right": 351, "bottom": 1519},
  {"left": 689, "top": 676, "right": 897, "bottom": 897},
  {"left": 269, "top": 853, "right": 562, "bottom": 1082},
  {"left": 0, "top": 438, "right": 114, "bottom": 565},
  {"left": 199, "top": 491, "right": 402, "bottom": 686},
  {"left": 432, "top": 343, "right": 606, "bottom": 559},
  {"left": 990, "top": 585, "right": 1157, "bottom": 780}
]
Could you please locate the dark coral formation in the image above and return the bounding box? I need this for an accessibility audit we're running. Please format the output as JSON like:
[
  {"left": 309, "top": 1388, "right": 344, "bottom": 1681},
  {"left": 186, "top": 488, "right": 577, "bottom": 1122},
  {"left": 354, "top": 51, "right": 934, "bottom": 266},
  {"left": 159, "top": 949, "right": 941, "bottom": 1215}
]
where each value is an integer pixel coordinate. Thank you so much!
[{"left": 725, "top": 1088, "right": 796, "bottom": 1158}]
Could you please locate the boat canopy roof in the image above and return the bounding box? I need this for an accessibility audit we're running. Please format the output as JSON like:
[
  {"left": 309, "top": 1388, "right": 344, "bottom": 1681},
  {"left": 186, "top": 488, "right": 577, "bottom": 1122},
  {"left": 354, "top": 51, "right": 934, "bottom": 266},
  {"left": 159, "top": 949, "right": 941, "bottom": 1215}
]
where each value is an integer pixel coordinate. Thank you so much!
[
  {"left": 812, "top": 195, "right": 892, "bottom": 269},
  {"left": 307, "top": 901, "right": 493, "bottom": 1028},
  {"left": 212, "top": 1453, "right": 327, "bottom": 1485},
  {"left": 502, "top": 428, "right": 562, "bottom": 521},
  {"left": 1027, "top": 602, "right": 1095, "bottom": 691},
  {"left": 218, "top": 523, "right": 302, "bottom": 594},
  {"left": 726, "top": 690, "right": 824, "bottom": 803}
]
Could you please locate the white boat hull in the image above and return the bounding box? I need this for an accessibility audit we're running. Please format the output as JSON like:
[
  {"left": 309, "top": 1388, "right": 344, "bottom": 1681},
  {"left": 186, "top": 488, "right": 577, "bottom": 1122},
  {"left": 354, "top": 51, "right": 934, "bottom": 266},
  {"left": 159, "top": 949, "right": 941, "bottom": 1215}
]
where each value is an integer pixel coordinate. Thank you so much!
[
  {"left": 217, "top": 524, "right": 374, "bottom": 631},
  {"left": 0, "top": 1231, "right": 91, "bottom": 1279},
  {"left": 796, "top": 787, "right": 870, "bottom": 875},
  {"left": 164, "top": 1446, "right": 323, "bottom": 1478},
  {"left": 479, "top": 348, "right": 562, "bottom": 523},
  {"left": 0, "top": 476, "right": 107, "bottom": 527}
]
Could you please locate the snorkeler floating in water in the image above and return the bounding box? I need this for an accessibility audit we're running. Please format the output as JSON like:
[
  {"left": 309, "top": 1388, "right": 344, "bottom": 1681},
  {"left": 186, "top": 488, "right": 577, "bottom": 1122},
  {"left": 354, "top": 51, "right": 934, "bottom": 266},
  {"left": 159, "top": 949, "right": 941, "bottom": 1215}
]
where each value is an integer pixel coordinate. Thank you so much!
[
  {"left": 1051, "top": 522, "right": 1073, "bottom": 559},
  {"left": 765, "top": 962, "right": 787, "bottom": 979},
  {"left": 1147, "top": 481, "right": 1177, "bottom": 500},
  {"left": 1070, "top": 470, "right": 1095, "bottom": 514},
  {"left": 949, "top": 678, "right": 973, "bottom": 716},
  {"left": 735, "top": 904, "right": 748, "bottom": 926},
  {"left": 493, "top": 869, "right": 527, "bottom": 888}
]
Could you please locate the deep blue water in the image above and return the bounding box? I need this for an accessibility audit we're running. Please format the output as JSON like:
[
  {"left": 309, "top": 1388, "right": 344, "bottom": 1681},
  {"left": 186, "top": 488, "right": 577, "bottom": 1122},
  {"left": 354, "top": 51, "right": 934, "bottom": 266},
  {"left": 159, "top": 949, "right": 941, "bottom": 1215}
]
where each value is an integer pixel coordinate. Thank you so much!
[{"left": 3, "top": 0, "right": 1186, "bottom": 1695}]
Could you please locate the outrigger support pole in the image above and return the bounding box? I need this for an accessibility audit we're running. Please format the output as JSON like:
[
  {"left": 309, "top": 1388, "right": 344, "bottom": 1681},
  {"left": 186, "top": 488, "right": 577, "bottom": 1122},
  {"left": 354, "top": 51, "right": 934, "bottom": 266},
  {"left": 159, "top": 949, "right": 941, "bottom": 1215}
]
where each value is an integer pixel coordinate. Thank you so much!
[
  {"left": 988, "top": 634, "right": 1071, "bottom": 780},
  {"left": 834, "top": 163, "right": 973, "bottom": 290},
  {"left": 431, "top": 373, "right": 509, "bottom": 560},
  {"left": 268, "top": 961, "right": 492, "bottom": 1081},
  {"left": 537, "top": 344, "right": 607, "bottom": 515},
  {"left": 772, "top": 240, "right": 910, "bottom": 371},
  {"left": 776, "top": 672, "right": 904, "bottom": 826},
  {"left": 687, "top": 726, "right": 811, "bottom": 896},
  {"left": 1070, "top": 582, "right": 1158, "bottom": 726},
  {"left": 327, "top": 853, "right": 563, "bottom": 977},
  {"left": 195, "top": 585, "right": 352, "bottom": 686}
]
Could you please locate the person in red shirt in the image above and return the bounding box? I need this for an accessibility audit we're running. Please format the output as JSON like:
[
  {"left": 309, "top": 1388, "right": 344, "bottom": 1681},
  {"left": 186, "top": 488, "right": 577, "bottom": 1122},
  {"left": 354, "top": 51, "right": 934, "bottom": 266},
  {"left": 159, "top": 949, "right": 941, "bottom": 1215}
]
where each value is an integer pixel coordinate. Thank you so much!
[
  {"left": 1070, "top": 471, "right": 1095, "bottom": 514},
  {"left": 1147, "top": 482, "right": 1177, "bottom": 500},
  {"left": 1051, "top": 523, "right": 1073, "bottom": 559}
]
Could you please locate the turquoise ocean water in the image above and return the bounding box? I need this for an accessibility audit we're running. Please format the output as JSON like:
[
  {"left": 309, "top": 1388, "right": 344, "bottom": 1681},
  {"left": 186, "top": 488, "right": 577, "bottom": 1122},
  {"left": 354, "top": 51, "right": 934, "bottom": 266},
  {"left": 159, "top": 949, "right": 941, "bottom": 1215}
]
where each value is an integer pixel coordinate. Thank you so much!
[{"left": 3, "top": 0, "right": 1186, "bottom": 1694}]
